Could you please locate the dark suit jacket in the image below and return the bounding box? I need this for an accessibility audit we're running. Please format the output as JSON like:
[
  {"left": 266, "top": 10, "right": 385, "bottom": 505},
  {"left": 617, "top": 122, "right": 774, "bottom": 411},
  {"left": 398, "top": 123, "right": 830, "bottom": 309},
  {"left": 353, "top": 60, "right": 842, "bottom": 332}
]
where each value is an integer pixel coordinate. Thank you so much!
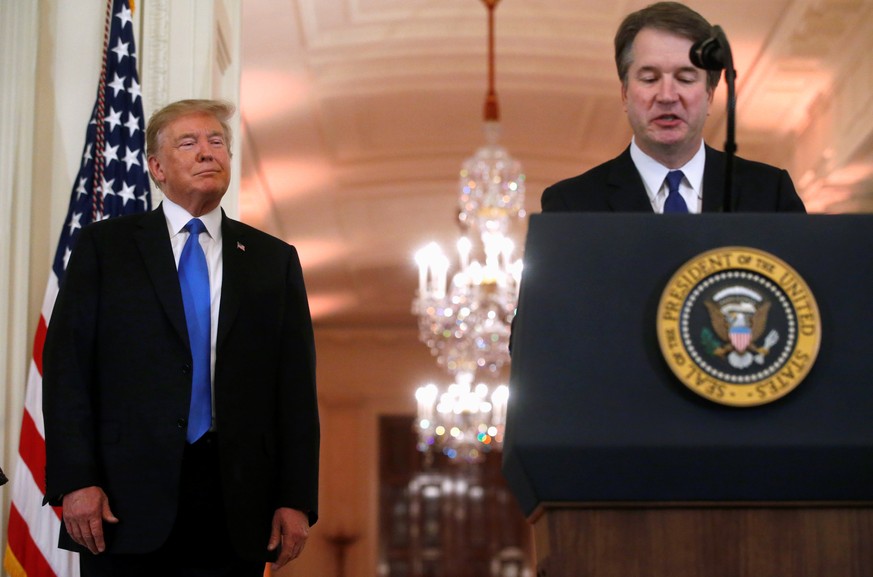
[
  {"left": 541, "top": 145, "right": 806, "bottom": 213},
  {"left": 42, "top": 204, "right": 319, "bottom": 561}
]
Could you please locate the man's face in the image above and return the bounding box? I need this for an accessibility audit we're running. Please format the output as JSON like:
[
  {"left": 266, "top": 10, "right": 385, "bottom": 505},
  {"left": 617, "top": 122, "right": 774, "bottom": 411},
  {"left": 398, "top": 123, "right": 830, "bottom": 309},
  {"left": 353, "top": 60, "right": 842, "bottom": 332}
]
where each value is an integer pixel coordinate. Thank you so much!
[
  {"left": 148, "top": 112, "right": 231, "bottom": 215},
  {"left": 622, "top": 27, "right": 713, "bottom": 167}
]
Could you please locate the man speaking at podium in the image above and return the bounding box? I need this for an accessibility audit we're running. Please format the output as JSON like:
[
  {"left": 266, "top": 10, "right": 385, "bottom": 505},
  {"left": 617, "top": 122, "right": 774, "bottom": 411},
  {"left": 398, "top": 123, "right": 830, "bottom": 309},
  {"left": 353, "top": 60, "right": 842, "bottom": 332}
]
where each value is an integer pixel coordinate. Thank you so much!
[{"left": 541, "top": 1, "right": 806, "bottom": 214}]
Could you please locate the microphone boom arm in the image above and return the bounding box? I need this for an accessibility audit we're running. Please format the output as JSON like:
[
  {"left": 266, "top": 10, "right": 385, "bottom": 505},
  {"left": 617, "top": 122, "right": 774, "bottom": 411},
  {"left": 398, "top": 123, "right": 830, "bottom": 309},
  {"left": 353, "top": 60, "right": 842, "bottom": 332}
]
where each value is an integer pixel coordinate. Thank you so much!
[
  {"left": 690, "top": 26, "right": 737, "bottom": 213},
  {"left": 717, "top": 26, "right": 737, "bottom": 214}
]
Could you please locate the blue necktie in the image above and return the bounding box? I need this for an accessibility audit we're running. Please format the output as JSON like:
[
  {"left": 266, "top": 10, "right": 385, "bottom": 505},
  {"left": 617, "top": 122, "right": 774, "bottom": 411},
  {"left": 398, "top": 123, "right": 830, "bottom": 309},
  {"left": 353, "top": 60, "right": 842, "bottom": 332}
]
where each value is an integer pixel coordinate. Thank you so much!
[
  {"left": 179, "top": 218, "right": 211, "bottom": 443},
  {"left": 663, "top": 170, "right": 689, "bottom": 213}
]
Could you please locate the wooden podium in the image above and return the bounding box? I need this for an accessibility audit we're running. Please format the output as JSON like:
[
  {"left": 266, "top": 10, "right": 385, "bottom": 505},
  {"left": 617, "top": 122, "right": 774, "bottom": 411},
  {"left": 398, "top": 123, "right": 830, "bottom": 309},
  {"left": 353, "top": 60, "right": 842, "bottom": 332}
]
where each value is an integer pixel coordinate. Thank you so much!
[{"left": 502, "top": 214, "right": 873, "bottom": 577}]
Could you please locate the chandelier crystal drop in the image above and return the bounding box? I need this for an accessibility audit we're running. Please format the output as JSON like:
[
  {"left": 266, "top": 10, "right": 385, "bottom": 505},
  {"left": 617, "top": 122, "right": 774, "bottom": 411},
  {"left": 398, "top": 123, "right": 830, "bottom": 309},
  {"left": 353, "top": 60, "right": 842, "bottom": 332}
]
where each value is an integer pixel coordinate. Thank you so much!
[
  {"left": 411, "top": 0, "right": 523, "bottom": 463},
  {"left": 459, "top": 121, "right": 526, "bottom": 235}
]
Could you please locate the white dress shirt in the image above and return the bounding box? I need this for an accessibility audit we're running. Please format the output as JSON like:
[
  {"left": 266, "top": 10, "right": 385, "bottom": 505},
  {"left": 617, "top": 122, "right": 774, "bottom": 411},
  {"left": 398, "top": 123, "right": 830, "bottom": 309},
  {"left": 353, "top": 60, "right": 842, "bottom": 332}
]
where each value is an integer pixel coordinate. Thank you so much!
[
  {"left": 630, "top": 138, "right": 705, "bottom": 213},
  {"left": 162, "top": 197, "right": 223, "bottom": 419}
]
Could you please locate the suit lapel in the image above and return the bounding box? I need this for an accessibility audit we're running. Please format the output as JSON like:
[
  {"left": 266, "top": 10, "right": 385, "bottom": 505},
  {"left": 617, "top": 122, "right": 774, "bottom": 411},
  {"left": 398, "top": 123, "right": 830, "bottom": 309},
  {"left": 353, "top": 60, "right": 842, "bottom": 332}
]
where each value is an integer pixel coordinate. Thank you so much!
[
  {"left": 606, "top": 147, "right": 655, "bottom": 212},
  {"left": 702, "top": 145, "right": 726, "bottom": 213},
  {"left": 602, "top": 145, "right": 732, "bottom": 213},
  {"left": 134, "top": 208, "right": 247, "bottom": 356},
  {"left": 217, "top": 213, "right": 244, "bottom": 352},
  {"left": 134, "top": 204, "right": 189, "bottom": 347}
]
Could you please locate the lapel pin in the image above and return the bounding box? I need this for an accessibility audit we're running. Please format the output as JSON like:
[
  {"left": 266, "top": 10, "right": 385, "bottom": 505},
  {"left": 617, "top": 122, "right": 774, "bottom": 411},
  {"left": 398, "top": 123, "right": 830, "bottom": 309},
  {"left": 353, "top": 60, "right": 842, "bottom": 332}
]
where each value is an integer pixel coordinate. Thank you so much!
[{"left": 237, "top": 241, "right": 246, "bottom": 252}]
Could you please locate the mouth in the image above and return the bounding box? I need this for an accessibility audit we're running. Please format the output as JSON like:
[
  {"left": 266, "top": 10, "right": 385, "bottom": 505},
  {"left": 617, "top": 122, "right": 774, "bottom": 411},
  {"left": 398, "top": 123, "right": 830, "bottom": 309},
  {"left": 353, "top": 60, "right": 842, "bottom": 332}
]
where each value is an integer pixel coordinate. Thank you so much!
[{"left": 653, "top": 114, "right": 683, "bottom": 127}]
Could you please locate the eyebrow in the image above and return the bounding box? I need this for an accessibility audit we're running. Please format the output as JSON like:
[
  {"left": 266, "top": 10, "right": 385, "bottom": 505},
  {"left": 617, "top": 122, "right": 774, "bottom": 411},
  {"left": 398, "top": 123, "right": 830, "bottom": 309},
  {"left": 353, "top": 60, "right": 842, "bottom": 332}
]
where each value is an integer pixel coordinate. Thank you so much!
[
  {"left": 635, "top": 65, "right": 701, "bottom": 76},
  {"left": 174, "top": 130, "right": 226, "bottom": 143}
]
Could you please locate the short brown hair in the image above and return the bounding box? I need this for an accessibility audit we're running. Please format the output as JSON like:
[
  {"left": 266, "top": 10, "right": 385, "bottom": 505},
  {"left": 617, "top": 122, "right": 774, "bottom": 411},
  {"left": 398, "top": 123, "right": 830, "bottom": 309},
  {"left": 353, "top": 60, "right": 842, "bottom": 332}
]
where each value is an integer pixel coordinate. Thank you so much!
[
  {"left": 614, "top": 2, "right": 720, "bottom": 91},
  {"left": 145, "top": 99, "right": 235, "bottom": 158}
]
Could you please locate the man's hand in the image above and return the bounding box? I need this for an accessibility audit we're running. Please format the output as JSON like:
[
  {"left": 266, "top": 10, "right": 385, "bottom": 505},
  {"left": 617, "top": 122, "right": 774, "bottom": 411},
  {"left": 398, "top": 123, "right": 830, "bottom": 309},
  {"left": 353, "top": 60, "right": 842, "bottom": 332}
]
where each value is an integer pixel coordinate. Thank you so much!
[
  {"left": 62, "top": 486, "right": 119, "bottom": 554},
  {"left": 267, "top": 507, "right": 309, "bottom": 570}
]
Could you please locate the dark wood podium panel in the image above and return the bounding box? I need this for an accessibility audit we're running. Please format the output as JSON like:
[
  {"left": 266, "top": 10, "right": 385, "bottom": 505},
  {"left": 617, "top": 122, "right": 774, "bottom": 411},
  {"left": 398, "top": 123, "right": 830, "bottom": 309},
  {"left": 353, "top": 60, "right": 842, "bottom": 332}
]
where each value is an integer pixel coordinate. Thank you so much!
[{"left": 532, "top": 503, "right": 873, "bottom": 577}]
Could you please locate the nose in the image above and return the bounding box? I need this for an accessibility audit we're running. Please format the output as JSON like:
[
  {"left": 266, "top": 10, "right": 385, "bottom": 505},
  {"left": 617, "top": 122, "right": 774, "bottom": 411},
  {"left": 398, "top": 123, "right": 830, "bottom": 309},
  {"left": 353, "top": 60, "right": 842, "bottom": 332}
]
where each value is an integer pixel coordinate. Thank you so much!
[
  {"left": 656, "top": 77, "right": 678, "bottom": 102},
  {"left": 196, "top": 140, "right": 214, "bottom": 161}
]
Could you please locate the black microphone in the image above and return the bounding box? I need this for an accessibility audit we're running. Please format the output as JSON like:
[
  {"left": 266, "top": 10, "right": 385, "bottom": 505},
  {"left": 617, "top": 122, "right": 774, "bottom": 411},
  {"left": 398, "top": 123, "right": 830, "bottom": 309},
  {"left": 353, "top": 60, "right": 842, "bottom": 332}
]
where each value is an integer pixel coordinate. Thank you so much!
[
  {"left": 689, "top": 35, "right": 724, "bottom": 71},
  {"left": 690, "top": 25, "right": 737, "bottom": 212}
]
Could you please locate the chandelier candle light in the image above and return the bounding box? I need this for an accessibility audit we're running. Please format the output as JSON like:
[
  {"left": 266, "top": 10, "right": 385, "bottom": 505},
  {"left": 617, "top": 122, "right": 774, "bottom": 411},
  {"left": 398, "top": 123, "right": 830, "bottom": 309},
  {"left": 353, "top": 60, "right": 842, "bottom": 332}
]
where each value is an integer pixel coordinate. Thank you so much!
[{"left": 412, "top": 0, "right": 525, "bottom": 463}]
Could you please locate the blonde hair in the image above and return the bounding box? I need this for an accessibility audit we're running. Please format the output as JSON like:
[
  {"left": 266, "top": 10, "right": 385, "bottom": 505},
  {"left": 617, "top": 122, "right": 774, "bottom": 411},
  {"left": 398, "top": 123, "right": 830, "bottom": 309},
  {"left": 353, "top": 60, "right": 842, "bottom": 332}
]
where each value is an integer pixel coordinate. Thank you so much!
[{"left": 145, "top": 99, "right": 235, "bottom": 158}]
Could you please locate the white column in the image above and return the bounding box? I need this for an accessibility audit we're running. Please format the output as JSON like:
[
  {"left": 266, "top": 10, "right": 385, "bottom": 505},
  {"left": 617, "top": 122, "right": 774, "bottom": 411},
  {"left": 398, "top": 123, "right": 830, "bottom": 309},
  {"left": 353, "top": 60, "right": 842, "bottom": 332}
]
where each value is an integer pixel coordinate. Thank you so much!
[{"left": 0, "top": 0, "right": 39, "bottom": 561}]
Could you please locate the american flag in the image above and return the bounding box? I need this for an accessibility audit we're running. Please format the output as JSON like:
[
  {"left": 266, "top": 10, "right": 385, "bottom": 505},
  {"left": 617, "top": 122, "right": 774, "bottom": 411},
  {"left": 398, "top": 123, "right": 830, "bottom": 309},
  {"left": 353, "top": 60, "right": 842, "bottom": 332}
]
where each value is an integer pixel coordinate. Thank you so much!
[{"left": 4, "top": 1, "right": 151, "bottom": 575}]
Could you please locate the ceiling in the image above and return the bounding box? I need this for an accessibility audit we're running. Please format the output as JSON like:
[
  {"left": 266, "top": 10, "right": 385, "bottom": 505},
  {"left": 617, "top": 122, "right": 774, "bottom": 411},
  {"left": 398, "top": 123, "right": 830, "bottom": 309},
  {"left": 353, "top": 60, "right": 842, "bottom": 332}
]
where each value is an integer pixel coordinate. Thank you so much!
[{"left": 236, "top": 0, "right": 873, "bottom": 336}]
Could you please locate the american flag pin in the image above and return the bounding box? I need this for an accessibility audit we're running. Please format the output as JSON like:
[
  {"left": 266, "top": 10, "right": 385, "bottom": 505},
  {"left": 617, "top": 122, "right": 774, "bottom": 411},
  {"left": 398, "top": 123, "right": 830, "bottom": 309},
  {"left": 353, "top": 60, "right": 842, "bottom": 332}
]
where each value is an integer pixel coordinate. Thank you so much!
[{"left": 237, "top": 241, "right": 246, "bottom": 252}]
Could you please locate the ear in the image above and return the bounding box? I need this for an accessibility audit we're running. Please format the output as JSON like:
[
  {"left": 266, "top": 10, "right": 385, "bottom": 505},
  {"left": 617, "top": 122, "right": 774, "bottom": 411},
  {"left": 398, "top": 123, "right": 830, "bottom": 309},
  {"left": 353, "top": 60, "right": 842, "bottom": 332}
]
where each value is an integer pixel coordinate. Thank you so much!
[
  {"left": 621, "top": 81, "right": 629, "bottom": 112},
  {"left": 147, "top": 155, "right": 164, "bottom": 187}
]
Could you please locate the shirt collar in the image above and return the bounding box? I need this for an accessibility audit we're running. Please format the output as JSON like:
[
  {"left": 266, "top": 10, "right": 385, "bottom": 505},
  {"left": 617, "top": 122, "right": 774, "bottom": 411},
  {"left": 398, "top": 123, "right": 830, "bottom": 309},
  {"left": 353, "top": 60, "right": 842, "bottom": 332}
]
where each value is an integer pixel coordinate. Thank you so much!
[
  {"left": 162, "top": 196, "right": 223, "bottom": 241},
  {"left": 629, "top": 138, "right": 706, "bottom": 205}
]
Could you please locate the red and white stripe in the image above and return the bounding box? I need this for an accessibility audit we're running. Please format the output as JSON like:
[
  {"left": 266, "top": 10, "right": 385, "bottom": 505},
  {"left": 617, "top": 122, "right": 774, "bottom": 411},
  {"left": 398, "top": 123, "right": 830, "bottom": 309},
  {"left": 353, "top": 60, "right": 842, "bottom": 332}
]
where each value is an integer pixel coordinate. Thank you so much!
[{"left": 4, "top": 275, "right": 79, "bottom": 577}]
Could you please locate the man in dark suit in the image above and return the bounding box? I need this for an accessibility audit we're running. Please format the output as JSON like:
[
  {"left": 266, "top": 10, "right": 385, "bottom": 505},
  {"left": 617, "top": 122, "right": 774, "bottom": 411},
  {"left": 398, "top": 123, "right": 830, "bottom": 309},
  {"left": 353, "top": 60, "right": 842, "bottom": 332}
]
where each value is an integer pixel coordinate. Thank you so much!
[
  {"left": 542, "top": 2, "right": 806, "bottom": 214},
  {"left": 42, "top": 99, "right": 319, "bottom": 576}
]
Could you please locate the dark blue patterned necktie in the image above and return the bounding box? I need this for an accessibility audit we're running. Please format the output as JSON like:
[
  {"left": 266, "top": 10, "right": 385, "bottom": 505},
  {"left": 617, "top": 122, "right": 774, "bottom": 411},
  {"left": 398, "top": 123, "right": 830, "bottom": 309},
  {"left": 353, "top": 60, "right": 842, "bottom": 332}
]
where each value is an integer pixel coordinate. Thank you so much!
[
  {"left": 179, "top": 218, "right": 211, "bottom": 443},
  {"left": 663, "top": 170, "right": 689, "bottom": 213}
]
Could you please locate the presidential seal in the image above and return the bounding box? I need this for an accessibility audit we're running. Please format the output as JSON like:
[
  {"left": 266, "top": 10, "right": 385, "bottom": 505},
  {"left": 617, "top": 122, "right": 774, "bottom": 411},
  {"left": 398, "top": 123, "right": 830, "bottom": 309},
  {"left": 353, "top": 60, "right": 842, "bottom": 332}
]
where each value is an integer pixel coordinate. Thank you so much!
[{"left": 656, "top": 247, "right": 821, "bottom": 407}]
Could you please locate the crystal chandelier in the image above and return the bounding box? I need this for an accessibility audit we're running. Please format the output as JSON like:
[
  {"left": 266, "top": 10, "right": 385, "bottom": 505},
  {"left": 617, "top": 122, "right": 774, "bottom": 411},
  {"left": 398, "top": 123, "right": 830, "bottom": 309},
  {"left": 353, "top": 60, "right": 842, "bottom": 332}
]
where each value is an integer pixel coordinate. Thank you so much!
[
  {"left": 412, "top": 0, "right": 524, "bottom": 463},
  {"left": 414, "top": 373, "right": 510, "bottom": 461}
]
